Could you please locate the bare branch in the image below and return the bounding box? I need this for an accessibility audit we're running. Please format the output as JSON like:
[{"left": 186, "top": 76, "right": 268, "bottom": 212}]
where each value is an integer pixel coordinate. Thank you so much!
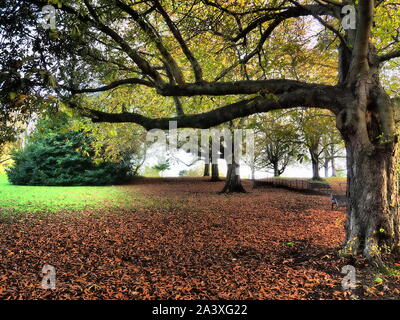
[
  {"left": 215, "top": 18, "right": 283, "bottom": 81},
  {"left": 69, "top": 84, "right": 347, "bottom": 130},
  {"left": 314, "top": 0, "right": 343, "bottom": 7},
  {"left": 201, "top": 0, "right": 292, "bottom": 17},
  {"left": 0, "top": 158, "right": 11, "bottom": 164},
  {"left": 70, "top": 78, "right": 154, "bottom": 94},
  {"left": 173, "top": 96, "right": 184, "bottom": 116},
  {"left": 349, "top": 0, "right": 374, "bottom": 77},
  {"left": 158, "top": 79, "right": 338, "bottom": 97},
  {"left": 233, "top": 4, "right": 338, "bottom": 42},
  {"left": 26, "top": 0, "right": 165, "bottom": 85},
  {"left": 115, "top": 0, "right": 185, "bottom": 84},
  {"left": 152, "top": 0, "right": 204, "bottom": 82},
  {"left": 379, "top": 50, "right": 400, "bottom": 63},
  {"left": 288, "top": 0, "right": 348, "bottom": 49}
]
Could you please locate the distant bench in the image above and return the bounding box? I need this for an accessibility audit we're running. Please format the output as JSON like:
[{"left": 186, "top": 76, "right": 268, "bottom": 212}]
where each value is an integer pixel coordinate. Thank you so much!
[
  {"left": 330, "top": 182, "right": 348, "bottom": 209},
  {"left": 331, "top": 194, "right": 348, "bottom": 209}
]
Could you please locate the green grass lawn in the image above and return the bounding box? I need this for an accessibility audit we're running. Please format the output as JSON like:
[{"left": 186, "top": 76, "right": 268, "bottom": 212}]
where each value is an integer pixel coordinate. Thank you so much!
[
  {"left": 0, "top": 173, "right": 135, "bottom": 213},
  {"left": 0, "top": 173, "right": 347, "bottom": 215}
]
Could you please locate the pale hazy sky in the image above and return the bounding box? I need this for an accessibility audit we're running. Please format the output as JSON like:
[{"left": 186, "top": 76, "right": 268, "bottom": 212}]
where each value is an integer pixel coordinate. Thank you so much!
[{"left": 142, "top": 143, "right": 347, "bottom": 179}]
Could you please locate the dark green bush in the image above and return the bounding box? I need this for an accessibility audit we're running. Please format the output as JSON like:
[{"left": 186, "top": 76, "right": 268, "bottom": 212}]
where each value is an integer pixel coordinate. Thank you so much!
[{"left": 7, "top": 131, "right": 132, "bottom": 186}]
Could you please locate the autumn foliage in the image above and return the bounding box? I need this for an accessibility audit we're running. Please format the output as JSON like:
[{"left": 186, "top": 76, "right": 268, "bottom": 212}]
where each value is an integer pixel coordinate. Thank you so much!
[{"left": 1, "top": 178, "right": 399, "bottom": 300}]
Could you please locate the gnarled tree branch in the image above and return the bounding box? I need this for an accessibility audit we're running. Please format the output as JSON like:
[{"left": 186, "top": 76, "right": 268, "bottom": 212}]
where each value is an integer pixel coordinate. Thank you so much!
[
  {"left": 70, "top": 84, "right": 347, "bottom": 130},
  {"left": 158, "top": 79, "right": 338, "bottom": 97},
  {"left": 27, "top": 0, "right": 165, "bottom": 86},
  {"left": 115, "top": 0, "right": 185, "bottom": 85},
  {"left": 70, "top": 78, "right": 154, "bottom": 94},
  {"left": 233, "top": 4, "right": 338, "bottom": 41},
  {"left": 152, "top": 0, "right": 204, "bottom": 82},
  {"left": 348, "top": 0, "right": 375, "bottom": 79},
  {"left": 379, "top": 50, "right": 400, "bottom": 63}
]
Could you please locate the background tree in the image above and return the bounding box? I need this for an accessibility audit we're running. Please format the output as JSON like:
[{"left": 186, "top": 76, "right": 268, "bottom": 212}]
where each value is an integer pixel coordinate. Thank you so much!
[
  {"left": 293, "top": 109, "right": 341, "bottom": 180},
  {"left": 321, "top": 132, "right": 346, "bottom": 177},
  {"left": 203, "top": 163, "right": 210, "bottom": 177},
  {"left": 7, "top": 130, "right": 133, "bottom": 186},
  {"left": 179, "top": 132, "right": 223, "bottom": 182},
  {"left": 205, "top": 138, "right": 224, "bottom": 182},
  {"left": 253, "top": 112, "right": 300, "bottom": 177}
]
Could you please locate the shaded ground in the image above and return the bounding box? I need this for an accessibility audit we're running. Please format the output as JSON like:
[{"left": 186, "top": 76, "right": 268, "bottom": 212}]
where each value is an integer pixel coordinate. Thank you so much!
[{"left": 0, "top": 177, "right": 399, "bottom": 300}]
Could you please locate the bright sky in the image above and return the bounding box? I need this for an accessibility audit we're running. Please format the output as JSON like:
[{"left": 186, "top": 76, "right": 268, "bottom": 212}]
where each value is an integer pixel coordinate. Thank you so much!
[{"left": 142, "top": 143, "right": 347, "bottom": 179}]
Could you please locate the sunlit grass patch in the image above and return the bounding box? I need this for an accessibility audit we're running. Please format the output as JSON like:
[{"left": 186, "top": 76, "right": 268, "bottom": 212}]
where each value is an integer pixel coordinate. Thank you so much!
[{"left": 0, "top": 174, "right": 137, "bottom": 213}]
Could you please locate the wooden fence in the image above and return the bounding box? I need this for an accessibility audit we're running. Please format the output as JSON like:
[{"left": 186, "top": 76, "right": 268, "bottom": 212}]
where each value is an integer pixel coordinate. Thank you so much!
[{"left": 253, "top": 178, "right": 333, "bottom": 194}]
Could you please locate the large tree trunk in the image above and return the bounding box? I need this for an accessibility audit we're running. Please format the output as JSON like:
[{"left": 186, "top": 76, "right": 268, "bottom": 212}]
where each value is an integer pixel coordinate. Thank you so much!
[
  {"left": 337, "top": 86, "right": 400, "bottom": 266},
  {"left": 342, "top": 132, "right": 399, "bottom": 266},
  {"left": 220, "top": 162, "right": 246, "bottom": 193},
  {"left": 210, "top": 163, "right": 220, "bottom": 182},
  {"left": 203, "top": 163, "right": 210, "bottom": 177},
  {"left": 334, "top": 18, "right": 400, "bottom": 263}
]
